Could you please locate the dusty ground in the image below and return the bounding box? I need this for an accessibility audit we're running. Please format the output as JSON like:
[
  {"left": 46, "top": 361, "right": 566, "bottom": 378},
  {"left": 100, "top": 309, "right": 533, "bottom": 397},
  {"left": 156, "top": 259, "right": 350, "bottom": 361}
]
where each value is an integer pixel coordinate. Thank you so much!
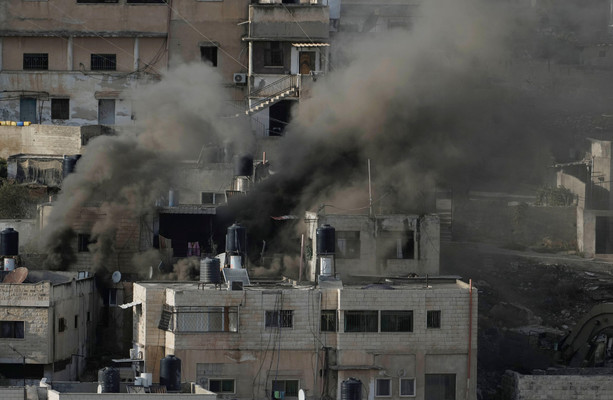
[{"left": 441, "top": 242, "right": 613, "bottom": 400}]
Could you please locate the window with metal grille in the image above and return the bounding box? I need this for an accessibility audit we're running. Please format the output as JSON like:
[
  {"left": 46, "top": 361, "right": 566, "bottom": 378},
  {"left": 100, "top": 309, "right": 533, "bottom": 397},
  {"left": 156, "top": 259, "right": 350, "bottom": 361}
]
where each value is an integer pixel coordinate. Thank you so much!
[
  {"left": 0, "top": 321, "right": 24, "bottom": 338},
  {"left": 58, "top": 318, "right": 66, "bottom": 333},
  {"left": 381, "top": 310, "right": 413, "bottom": 332},
  {"left": 23, "top": 53, "right": 48, "bottom": 70},
  {"left": 376, "top": 379, "right": 391, "bottom": 397},
  {"left": 77, "top": 234, "right": 92, "bottom": 252},
  {"left": 427, "top": 310, "right": 441, "bottom": 329},
  {"left": 91, "top": 54, "right": 117, "bottom": 71},
  {"left": 272, "top": 379, "right": 299, "bottom": 398},
  {"left": 344, "top": 310, "right": 378, "bottom": 332},
  {"left": 400, "top": 378, "right": 416, "bottom": 397},
  {"left": 200, "top": 46, "right": 218, "bottom": 67},
  {"left": 264, "top": 42, "right": 284, "bottom": 67},
  {"left": 51, "top": 98, "right": 70, "bottom": 120},
  {"left": 320, "top": 310, "right": 337, "bottom": 332},
  {"left": 336, "top": 231, "right": 360, "bottom": 259},
  {"left": 265, "top": 310, "right": 293, "bottom": 328},
  {"left": 208, "top": 379, "right": 235, "bottom": 393},
  {"left": 201, "top": 192, "right": 224, "bottom": 205}
]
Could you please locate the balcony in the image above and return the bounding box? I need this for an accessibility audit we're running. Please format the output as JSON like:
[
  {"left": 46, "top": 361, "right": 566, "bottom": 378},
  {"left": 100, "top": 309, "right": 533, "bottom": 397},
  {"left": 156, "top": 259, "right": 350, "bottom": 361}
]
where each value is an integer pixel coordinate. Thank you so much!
[{"left": 248, "top": 4, "right": 330, "bottom": 41}]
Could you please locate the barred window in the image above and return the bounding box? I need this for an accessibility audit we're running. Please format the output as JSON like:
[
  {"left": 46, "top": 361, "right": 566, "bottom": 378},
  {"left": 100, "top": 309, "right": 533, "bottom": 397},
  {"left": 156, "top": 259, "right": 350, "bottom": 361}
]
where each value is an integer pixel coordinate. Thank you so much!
[
  {"left": 376, "top": 378, "right": 391, "bottom": 397},
  {"left": 91, "top": 54, "right": 117, "bottom": 71},
  {"left": 381, "top": 310, "right": 413, "bottom": 332},
  {"left": 23, "top": 53, "right": 48, "bottom": 70},
  {"left": 265, "top": 310, "right": 293, "bottom": 328},
  {"left": 336, "top": 231, "right": 360, "bottom": 259},
  {"left": 0, "top": 321, "right": 24, "bottom": 338},
  {"left": 344, "top": 310, "right": 377, "bottom": 332},
  {"left": 58, "top": 318, "right": 66, "bottom": 333},
  {"left": 209, "top": 379, "right": 235, "bottom": 393},
  {"left": 427, "top": 310, "right": 441, "bottom": 329},
  {"left": 51, "top": 98, "right": 70, "bottom": 120},
  {"left": 272, "top": 379, "right": 299, "bottom": 397},
  {"left": 320, "top": 310, "right": 337, "bottom": 332},
  {"left": 400, "top": 378, "right": 416, "bottom": 397}
]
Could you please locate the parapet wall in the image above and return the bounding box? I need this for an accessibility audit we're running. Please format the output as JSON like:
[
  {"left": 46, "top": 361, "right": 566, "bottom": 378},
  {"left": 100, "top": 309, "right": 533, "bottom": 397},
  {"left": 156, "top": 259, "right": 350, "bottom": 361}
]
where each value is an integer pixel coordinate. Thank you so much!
[{"left": 502, "top": 370, "right": 613, "bottom": 400}]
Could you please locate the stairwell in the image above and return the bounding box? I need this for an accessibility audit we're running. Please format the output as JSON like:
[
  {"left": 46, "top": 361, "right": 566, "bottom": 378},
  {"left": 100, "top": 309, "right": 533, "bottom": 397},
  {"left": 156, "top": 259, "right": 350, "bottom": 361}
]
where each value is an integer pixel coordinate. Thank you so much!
[{"left": 245, "top": 75, "right": 299, "bottom": 115}]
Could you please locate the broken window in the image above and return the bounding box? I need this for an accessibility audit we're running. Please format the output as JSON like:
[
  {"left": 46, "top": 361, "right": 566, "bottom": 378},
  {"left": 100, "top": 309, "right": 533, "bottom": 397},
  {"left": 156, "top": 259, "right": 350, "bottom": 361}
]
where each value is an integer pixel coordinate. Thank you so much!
[
  {"left": 200, "top": 46, "right": 218, "bottom": 67},
  {"left": 74, "top": 315, "right": 78, "bottom": 329},
  {"left": 272, "top": 379, "right": 299, "bottom": 398},
  {"left": 265, "top": 310, "right": 293, "bottom": 328},
  {"left": 264, "top": 42, "right": 284, "bottom": 67},
  {"left": 209, "top": 379, "right": 235, "bottom": 393},
  {"left": 400, "top": 378, "right": 416, "bottom": 397},
  {"left": 108, "top": 289, "right": 118, "bottom": 306},
  {"left": 425, "top": 374, "right": 456, "bottom": 400},
  {"left": 0, "top": 321, "right": 24, "bottom": 338},
  {"left": 427, "top": 310, "right": 441, "bottom": 329},
  {"left": 320, "top": 310, "right": 337, "bottom": 332},
  {"left": 336, "top": 231, "right": 360, "bottom": 259},
  {"left": 381, "top": 310, "right": 413, "bottom": 332},
  {"left": 375, "top": 378, "right": 391, "bottom": 397},
  {"left": 344, "top": 310, "right": 377, "bottom": 332},
  {"left": 51, "top": 98, "right": 70, "bottom": 120},
  {"left": 91, "top": 54, "right": 117, "bottom": 71},
  {"left": 23, "top": 53, "right": 48, "bottom": 70}
]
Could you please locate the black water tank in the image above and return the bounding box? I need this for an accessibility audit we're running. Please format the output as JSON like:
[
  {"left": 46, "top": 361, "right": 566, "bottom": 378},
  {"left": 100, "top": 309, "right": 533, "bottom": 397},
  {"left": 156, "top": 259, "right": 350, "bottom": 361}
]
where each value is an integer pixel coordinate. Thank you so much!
[
  {"left": 226, "top": 223, "right": 247, "bottom": 254},
  {"left": 234, "top": 154, "right": 253, "bottom": 177},
  {"left": 62, "top": 155, "right": 81, "bottom": 178},
  {"left": 0, "top": 228, "right": 19, "bottom": 256},
  {"left": 200, "top": 258, "right": 221, "bottom": 284},
  {"left": 341, "top": 377, "right": 362, "bottom": 400},
  {"left": 160, "top": 354, "right": 181, "bottom": 391},
  {"left": 98, "top": 367, "right": 120, "bottom": 393},
  {"left": 316, "top": 224, "right": 335, "bottom": 255}
]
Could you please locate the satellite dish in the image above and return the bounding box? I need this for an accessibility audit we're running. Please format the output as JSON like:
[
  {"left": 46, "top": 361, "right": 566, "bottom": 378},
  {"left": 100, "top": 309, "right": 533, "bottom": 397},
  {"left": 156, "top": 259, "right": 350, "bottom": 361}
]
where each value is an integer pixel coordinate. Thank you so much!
[
  {"left": 111, "top": 271, "right": 122, "bottom": 284},
  {"left": 298, "top": 389, "right": 305, "bottom": 400},
  {"left": 148, "top": 266, "right": 153, "bottom": 279},
  {"left": 3, "top": 267, "right": 28, "bottom": 284}
]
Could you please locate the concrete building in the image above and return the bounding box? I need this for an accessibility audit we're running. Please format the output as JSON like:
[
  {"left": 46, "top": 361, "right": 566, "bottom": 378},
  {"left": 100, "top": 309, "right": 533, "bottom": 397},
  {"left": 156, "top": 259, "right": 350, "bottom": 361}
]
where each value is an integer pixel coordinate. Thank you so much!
[
  {"left": 0, "top": 270, "right": 96, "bottom": 382},
  {"left": 131, "top": 277, "right": 477, "bottom": 400},
  {"left": 305, "top": 212, "right": 440, "bottom": 282}
]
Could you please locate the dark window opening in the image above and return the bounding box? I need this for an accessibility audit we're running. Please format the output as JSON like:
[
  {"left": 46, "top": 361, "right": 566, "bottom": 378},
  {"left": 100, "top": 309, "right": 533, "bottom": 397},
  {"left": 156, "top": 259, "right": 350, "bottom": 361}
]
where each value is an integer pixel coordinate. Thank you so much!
[
  {"left": 265, "top": 42, "right": 284, "bottom": 67},
  {"left": 51, "top": 99, "right": 70, "bottom": 120},
  {"left": 344, "top": 310, "right": 377, "bottom": 332},
  {"left": 0, "top": 321, "right": 24, "bottom": 338},
  {"left": 58, "top": 317, "right": 66, "bottom": 333},
  {"left": 108, "top": 289, "right": 118, "bottom": 306},
  {"left": 265, "top": 310, "right": 293, "bottom": 328},
  {"left": 321, "top": 310, "right": 337, "bottom": 332},
  {"left": 23, "top": 53, "right": 48, "bottom": 70},
  {"left": 400, "top": 378, "right": 416, "bottom": 396},
  {"left": 381, "top": 310, "right": 413, "bottom": 332},
  {"left": 209, "top": 379, "right": 235, "bottom": 393},
  {"left": 425, "top": 374, "right": 456, "bottom": 400},
  {"left": 427, "top": 310, "right": 441, "bottom": 329},
  {"left": 272, "top": 380, "right": 299, "bottom": 397},
  {"left": 200, "top": 46, "right": 218, "bottom": 67},
  {"left": 77, "top": 234, "right": 92, "bottom": 252},
  {"left": 74, "top": 315, "right": 78, "bottom": 329},
  {"left": 91, "top": 54, "right": 117, "bottom": 71},
  {"left": 336, "top": 231, "right": 360, "bottom": 259},
  {"left": 378, "top": 231, "right": 415, "bottom": 260},
  {"left": 376, "top": 378, "right": 391, "bottom": 396}
]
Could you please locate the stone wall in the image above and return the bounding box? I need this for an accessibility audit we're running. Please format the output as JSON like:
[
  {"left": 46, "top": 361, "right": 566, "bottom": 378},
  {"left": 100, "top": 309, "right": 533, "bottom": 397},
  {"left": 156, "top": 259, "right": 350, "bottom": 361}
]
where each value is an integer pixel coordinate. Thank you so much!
[{"left": 502, "top": 370, "right": 613, "bottom": 400}]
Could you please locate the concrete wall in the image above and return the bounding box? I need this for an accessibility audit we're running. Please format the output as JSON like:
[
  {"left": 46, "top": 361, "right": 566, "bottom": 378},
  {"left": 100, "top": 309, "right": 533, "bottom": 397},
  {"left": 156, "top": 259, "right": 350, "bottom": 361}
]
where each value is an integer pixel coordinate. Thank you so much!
[
  {"left": 502, "top": 370, "right": 613, "bottom": 400},
  {"left": 0, "top": 125, "right": 85, "bottom": 159},
  {"left": 249, "top": 5, "right": 330, "bottom": 40},
  {"left": 557, "top": 171, "right": 586, "bottom": 209},
  {"left": 0, "top": 219, "right": 39, "bottom": 253},
  {"left": 0, "top": 387, "right": 26, "bottom": 400}
]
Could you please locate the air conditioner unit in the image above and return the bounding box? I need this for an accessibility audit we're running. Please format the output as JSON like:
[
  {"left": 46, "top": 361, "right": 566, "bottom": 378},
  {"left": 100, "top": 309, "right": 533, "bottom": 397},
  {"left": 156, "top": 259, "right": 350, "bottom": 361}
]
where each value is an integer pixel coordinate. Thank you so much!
[{"left": 233, "top": 73, "right": 247, "bottom": 85}]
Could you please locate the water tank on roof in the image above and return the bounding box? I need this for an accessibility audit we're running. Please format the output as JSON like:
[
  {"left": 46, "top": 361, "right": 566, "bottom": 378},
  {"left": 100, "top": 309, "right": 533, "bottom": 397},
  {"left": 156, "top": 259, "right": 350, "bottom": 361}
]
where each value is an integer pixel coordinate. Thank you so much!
[
  {"left": 0, "top": 228, "right": 19, "bottom": 256},
  {"left": 341, "top": 378, "right": 362, "bottom": 400},
  {"left": 226, "top": 223, "right": 247, "bottom": 254},
  {"left": 200, "top": 258, "right": 221, "bottom": 284},
  {"left": 234, "top": 154, "right": 253, "bottom": 177},
  {"left": 160, "top": 354, "right": 181, "bottom": 392},
  {"left": 62, "top": 155, "right": 81, "bottom": 179},
  {"left": 98, "top": 367, "right": 120, "bottom": 393},
  {"left": 316, "top": 224, "right": 335, "bottom": 255}
]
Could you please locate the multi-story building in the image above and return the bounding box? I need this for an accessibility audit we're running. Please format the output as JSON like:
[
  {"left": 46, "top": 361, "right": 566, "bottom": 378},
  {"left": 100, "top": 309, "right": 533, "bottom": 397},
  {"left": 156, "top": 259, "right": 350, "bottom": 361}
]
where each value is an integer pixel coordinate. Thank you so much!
[
  {"left": 0, "top": 270, "right": 96, "bottom": 382},
  {"left": 131, "top": 276, "right": 477, "bottom": 400}
]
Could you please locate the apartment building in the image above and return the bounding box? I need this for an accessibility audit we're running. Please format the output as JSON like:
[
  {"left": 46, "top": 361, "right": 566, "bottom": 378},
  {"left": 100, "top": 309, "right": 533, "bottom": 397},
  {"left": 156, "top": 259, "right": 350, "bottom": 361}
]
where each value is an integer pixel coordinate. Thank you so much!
[
  {"left": 0, "top": 270, "right": 96, "bottom": 382},
  {"left": 131, "top": 276, "right": 477, "bottom": 400}
]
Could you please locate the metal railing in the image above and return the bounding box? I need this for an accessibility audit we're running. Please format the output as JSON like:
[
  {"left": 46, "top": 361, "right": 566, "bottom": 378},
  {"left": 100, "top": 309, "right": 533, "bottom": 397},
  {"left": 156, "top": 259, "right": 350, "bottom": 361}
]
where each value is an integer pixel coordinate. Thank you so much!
[{"left": 250, "top": 74, "right": 298, "bottom": 99}]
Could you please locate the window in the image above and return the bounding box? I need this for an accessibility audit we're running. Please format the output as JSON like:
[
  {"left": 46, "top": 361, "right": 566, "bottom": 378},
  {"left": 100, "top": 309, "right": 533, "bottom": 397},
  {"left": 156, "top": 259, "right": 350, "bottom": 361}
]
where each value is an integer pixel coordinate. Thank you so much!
[
  {"left": 375, "top": 378, "right": 391, "bottom": 397},
  {"left": 400, "top": 378, "right": 416, "bottom": 397},
  {"left": 74, "top": 315, "right": 78, "bottom": 329},
  {"left": 425, "top": 374, "right": 455, "bottom": 400},
  {"left": 381, "top": 310, "right": 413, "bottom": 332},
  {"left": 427, "top": 310, "right": 441, "bottom": 329},
  {"left": 58, "top": 317, "right": 66, "bottom": 333},
  {"left": 23, "top": 53, "right": 48, "bottom": 70},
  {"left": 91, "top": 54, "right": 117, "bottom": 71},
  {"left": 378, "top": 231, "right": 415, "bottom": 260},
  {"left": 209, "top": 379, "right": 235, "bottom": 393},
  {"left": 265, "top": 310, "right": 293, "bottom": 328},
  {"left": 51, "top": 98, "right": 70, "bottom": 120},
  {"left": 0, "top": 321, "right": 24, "bottom": 339},
  {"left": 265, "top": 42, "right": 284, "bottom": 67},
  {"left": 77, "top": 234, "right": 92, "bottom": 252},
  {"left": 272, "top": 379, "right": 299, "bottom": 398},
  {"left": 200, "top": 46, "right": 218, "bottom": 67},
  {"left": 336, "top": 231, "right": 360, "bottom": 259},
  {"left": 108, "top": 289, "right": 118, "bottom": 306},
  {"left": 344, "top": 310, "right": 377, "bottom": 332},
  {"left": 201, "top": 192, "right": 224, "bottom": 205},
  {"left": 320, "top": 310, "right": 337, "bottom": 332}
]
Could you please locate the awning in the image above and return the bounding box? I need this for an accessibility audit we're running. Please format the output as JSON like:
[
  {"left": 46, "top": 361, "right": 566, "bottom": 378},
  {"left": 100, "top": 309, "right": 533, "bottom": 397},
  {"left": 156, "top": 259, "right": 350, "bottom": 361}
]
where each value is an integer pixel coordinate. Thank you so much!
[
  {"left": 119, "top": 300, "right": 142, "bottom": 309},
  {"left": 292, "top": 43, "right": 330, "bottom": 47}
]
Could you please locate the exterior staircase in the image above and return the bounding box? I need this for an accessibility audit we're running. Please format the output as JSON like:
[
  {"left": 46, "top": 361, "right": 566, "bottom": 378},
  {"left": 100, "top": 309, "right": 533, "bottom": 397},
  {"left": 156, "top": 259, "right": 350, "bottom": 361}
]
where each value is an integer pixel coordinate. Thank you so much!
[{"left": 245, "top": 74, "right": 299, "bottom": 115}]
